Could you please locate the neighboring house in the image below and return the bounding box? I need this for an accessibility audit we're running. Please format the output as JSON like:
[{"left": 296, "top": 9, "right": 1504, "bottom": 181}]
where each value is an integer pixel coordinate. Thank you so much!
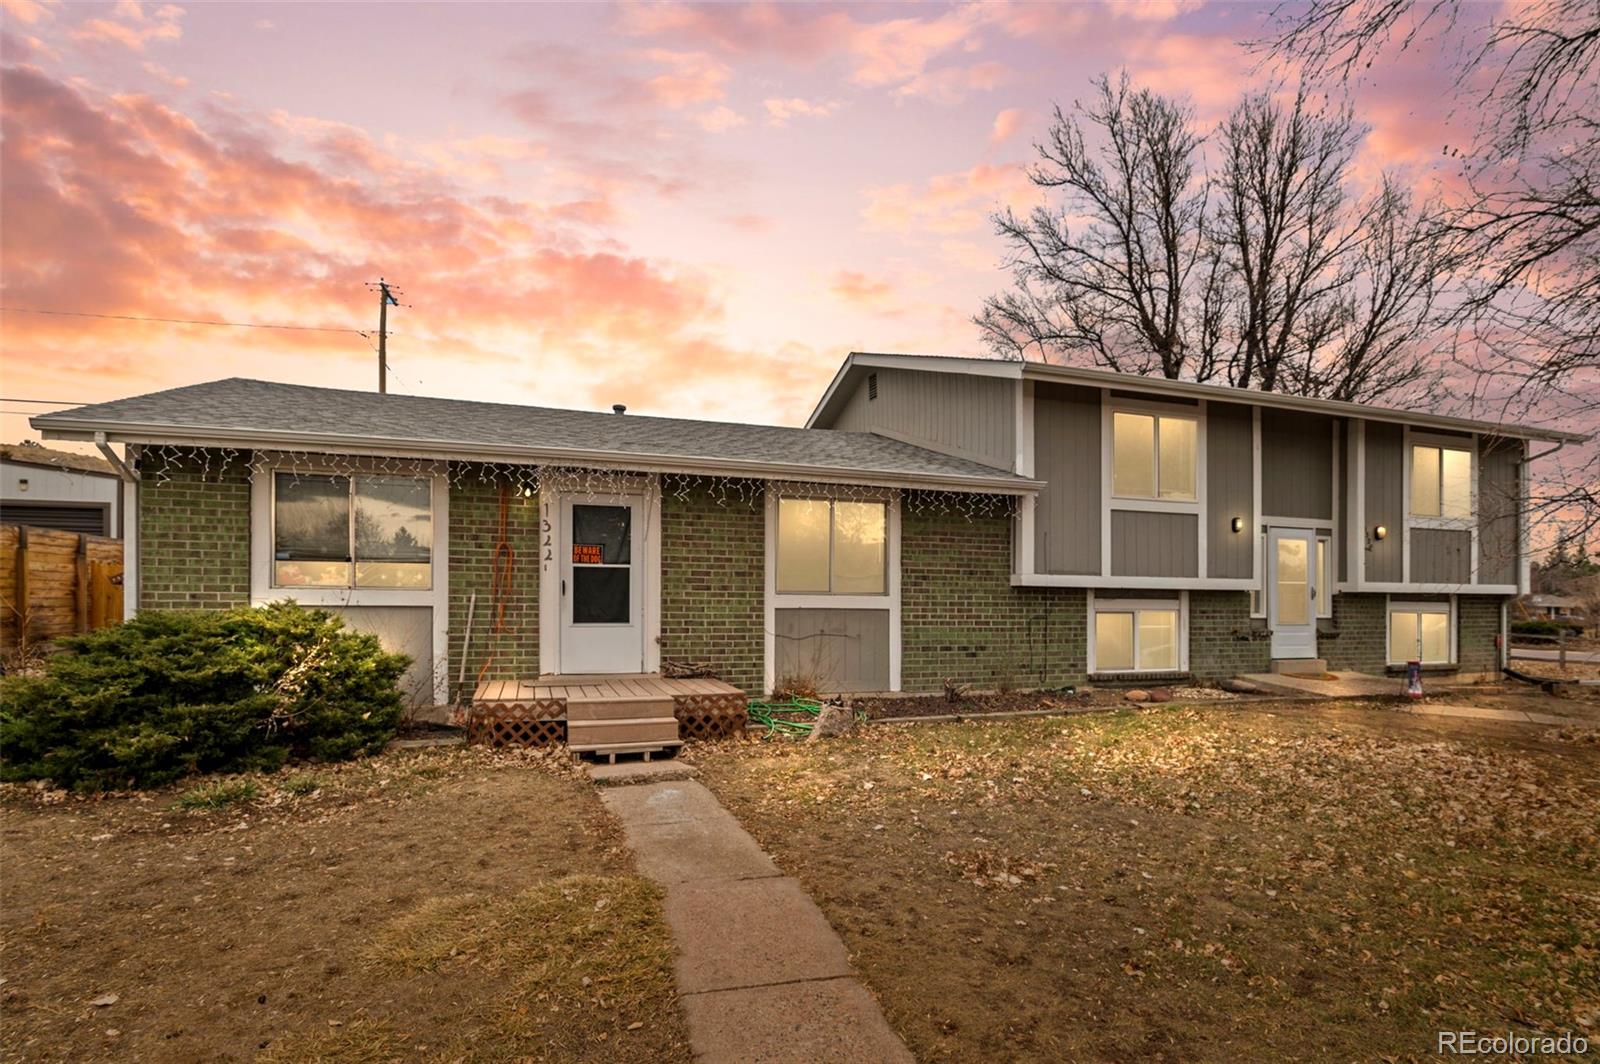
[
  {"left": 1517, "top": 594, "right": 1586, "bottom": 625},
  {"left": 0, "top": 442, "right": 122, "bottom": 537},
  {"left": 29, "top": 353, "right": 1585, "bottom": 704}
]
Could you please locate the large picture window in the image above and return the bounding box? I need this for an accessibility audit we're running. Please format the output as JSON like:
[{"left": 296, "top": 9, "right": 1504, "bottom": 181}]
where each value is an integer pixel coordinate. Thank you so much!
[
  {"left": 1112, "top": 411, "right": 1196, "bottom": 501},
  {"left": 776, "top": 497, "right": 886, "bottom": 595},
  {"left": 1389, "top": 601, "right": 1452, "bottom": 665},
  {"left": 1092, "top": 600, "right": 1182, "bottom": 672},
  {"left": 1411, "top": 444, "right": 1472, "bottom": 519},
  {"left": 273, "top": 472, "right": 432, "bottom": 589}
]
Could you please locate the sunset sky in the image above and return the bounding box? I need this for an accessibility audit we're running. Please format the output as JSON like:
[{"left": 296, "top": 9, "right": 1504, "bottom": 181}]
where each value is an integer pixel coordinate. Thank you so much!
[{"left": 1, "top": 0, "right": 1484, "bottom": 445}]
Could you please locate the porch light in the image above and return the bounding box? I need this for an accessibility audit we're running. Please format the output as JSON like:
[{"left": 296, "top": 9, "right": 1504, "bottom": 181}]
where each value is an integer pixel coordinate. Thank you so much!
[
  {"left": 1373, "top": 524, "right": 1388, "bottom": 541},
  {"left": 1231, "top": 516, "right": 1244, "bottom": 533}
]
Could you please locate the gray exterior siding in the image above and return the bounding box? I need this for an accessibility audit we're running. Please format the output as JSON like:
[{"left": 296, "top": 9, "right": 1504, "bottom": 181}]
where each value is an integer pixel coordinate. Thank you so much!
[
  {"left": 774, "top": 607, "right": 891, "bottom": 692},
  {"left": 828, "top": 366, "right": 1015, "bottom": 470},
  {"left": 1261, "top": 408, "right": 1333, "bottom": 519},
  {"left": 1411, "top": 528, "right": 1472, "bottom": 584},
  {"left": 1033, "top": 382, "right": 1101, "bottom": 574},
  {"left": 1478, "top": 437, "right": 1521, "bottom": 586},
  {"left": 1110, "top": 511, "right": 1199, "bottom": 578},
  {"left": 1206, "top": 402, "right": 1253, "bottom": 579},
  {"left": 1364, "top": 421, "right": 1404, "bottom": 582},
  {"left": 1337, "top": 418, "right": 1351, "bottom": 582}
]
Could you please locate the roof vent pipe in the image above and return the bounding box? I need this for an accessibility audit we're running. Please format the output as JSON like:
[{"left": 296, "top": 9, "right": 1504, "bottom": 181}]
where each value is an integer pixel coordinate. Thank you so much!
[{"left": 612, "top": 404, "right": 627, "bottom": 415}]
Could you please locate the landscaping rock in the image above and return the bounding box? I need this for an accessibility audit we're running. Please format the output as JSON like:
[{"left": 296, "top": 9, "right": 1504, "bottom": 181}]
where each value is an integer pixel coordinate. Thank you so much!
[
  {"left": 1221, "top": 678, "right": 1262, "bottom": 694},
  {"left": 809, "top": 702, "right": 856, "bottom": 740},
  {"left": 1147, "top": 687, "right": 1174, "bottom": 703},
  {"left": 1124, "top": 690, "right": 1151, "bottom": 703}
]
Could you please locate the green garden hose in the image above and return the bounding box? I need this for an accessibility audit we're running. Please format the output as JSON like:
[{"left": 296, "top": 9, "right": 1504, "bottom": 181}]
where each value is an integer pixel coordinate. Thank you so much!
[{"left": 746, "top": 698, "right": 866, "bottom": 738}]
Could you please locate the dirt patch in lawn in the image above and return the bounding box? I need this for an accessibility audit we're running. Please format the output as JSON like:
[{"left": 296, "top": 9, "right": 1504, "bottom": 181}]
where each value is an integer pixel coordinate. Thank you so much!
[
  {"left": 1, "top": 748, "right": 691, "bottom": 1064},
  {"left": 854, "top": 685, "right": 1243, "bottom": 720},
  {"left": 697, "top": 704, "right": 1600, "bottom": 1062}
]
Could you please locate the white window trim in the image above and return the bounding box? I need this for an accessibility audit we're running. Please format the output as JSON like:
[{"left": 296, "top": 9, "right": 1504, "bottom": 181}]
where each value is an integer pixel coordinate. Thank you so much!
[
  {"left": 1100, "top": 394, "right": 1209, "bottom": 580},
  {"left": 763, "top": 487, "right": 901, "bottom": 695},
  {"left": 1316, "top": 534, "right": 1333, "bottom": 619},
  {"left": 1385, "top": 595, "right": 1457, "bottom": 666},
  {"left": 773, "top": 495, "right": 892, "bottom": 598},
  {"left": 1104, "top": 400, "right": 1203, "bottom": 506},
  {"left": 1086, "top": 590, "right": 1190, "bottom": 674},
  {"left": 248, "top": 456, "right": 451, "bottom": 704},
  {"left": 1402, "top": 428, "right": 1480, "bottom": 587}
]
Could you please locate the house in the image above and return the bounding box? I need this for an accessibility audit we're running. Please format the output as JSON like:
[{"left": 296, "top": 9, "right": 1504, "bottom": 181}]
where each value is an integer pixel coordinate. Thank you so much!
[
  {"left": 29, "top": 353, "right": 1585, "bottom": 714},
  {"left": 1, "top": 442, "right": 123, "bottom": 537},
  {"left": 1516, "top": 594, "right": 1586, "bottom": 627}
]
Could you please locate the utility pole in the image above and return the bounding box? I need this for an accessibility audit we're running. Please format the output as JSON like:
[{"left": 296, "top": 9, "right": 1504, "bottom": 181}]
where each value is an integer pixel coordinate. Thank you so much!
[{"left": 367, "top": 278, "right": 401, "bottom": 393}]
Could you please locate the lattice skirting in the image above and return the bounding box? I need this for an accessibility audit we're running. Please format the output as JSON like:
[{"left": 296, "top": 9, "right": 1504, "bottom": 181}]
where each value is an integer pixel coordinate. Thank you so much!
[
  {"left": 674, "top": 693, "right": 749, "bottom": 741},
  {"left": 467, "top": 699, "right": 566, "bottom": 748}
]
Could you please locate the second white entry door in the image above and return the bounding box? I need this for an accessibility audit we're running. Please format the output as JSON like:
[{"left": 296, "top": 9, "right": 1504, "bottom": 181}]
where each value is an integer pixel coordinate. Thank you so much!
[{"left": 559, "top": 495, "right": 644, "bottom": 674}]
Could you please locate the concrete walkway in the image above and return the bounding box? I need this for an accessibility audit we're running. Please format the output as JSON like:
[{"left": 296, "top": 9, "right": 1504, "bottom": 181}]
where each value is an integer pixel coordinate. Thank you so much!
[{"left": 599, "top": 778, "right": 914, "bottom": 1064}]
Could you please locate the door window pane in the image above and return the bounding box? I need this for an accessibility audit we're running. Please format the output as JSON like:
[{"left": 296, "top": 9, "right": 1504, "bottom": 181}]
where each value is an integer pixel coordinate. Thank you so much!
[
  {"left": 1137, "top": 610, "right": 1178, "bottom": 670},
  {"left": 777, "top": 498, "right": 831, "bottom": 593},
  {"left": 1157, "top": 417, "right": 1196, "bottom": 500},
  {"left": 1389, "top": 610, "right": 1421, "bottom": 663},
  {"left": 1440, "top": 448, "right": 1472, "bottom": 518},
  {"left": 572, "top": 505, "right": 631, "bottom": 565},
  {"left": 1315, "top": 539, "right": 1329, "bottom": 617},
  {"left": 1112, "top": 413, "right": 1156, "bottom": 498},
  {"left": 573, "top": 567, "right": 630, "bottom": 624},
  {"left": 832, "top": 501, "right": 886, "bottom": 594},
  {"left": 1275, "top": 537, "right": 1309, "bottom": 626},
  {"left": 1420, "top": 611, "right": 1450, "bottom": 663},
  {"left": 354, "top": 476, "right": 432, "bottom": 588},
  {"left": 274, "top": 473, "right": 350, "bottom": 586},
  {"left": 1412, "top": 446, "right": 1441, "bottom": 516},
  {"left": 1095, "top": 612, "right": 1135, "bottom": 671}
]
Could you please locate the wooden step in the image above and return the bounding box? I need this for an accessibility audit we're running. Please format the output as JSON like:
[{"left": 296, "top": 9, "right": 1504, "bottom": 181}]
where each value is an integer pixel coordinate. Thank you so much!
[
  {"left": 1271, "top": 658, "right": 1328, "bottom": 676},
  {"left": 566, "top": 717, "right": 681, "bottom": 746},
  {"left": 566, "top": 697, "right": 676, "bottom": 722},
  {"left": 568, "top": 739, "right": 685, "bottom": 764}
]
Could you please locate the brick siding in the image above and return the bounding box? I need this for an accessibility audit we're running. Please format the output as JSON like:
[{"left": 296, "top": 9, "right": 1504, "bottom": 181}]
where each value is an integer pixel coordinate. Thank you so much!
[
  {"left": 135, "top": 449, "right": 251, "bottom": 610},
  {"left": 1188, "top": 590, "right": 1271, "bottom": 678},
  {"left": 1323, "top": 591, "right": 1505, "bottom": 675},
  {"left": 447, "top": 469, "right": 541, "bottom": 702},
  {"left": 901, "top": 504, "right": 1086, "bottom": 693},
  {"left": 659, "top": 486, "right": 765, "bottom": 694}
]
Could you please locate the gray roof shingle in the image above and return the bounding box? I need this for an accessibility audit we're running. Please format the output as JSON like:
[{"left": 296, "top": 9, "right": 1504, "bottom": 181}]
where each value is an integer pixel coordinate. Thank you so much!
[{"left": 33, "top": 378, "right": 1031, "bottom": 489}]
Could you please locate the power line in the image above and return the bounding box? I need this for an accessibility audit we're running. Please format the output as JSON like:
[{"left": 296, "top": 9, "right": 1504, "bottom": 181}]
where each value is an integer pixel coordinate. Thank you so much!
[
  {"left": 0, "top": 398, "right": 87, "bottom": 405},
  {"left": 0, "top": 306, "right": 364, "bottom": 334}
]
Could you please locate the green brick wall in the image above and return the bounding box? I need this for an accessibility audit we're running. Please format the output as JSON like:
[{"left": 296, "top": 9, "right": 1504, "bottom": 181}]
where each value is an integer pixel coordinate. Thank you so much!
[
  {"left": 1188, "top": 590, "right": 1272, "bottom": 678},
  {"left": 136, "top": 449, "right": 251, "bottom": 610},
  {"left": 448, "top": 470, "right": 541, "bottom": 702},
  {"left": 1323, "top": 591, "right": 1505, "bottom": 675},
  {"left": 901, "top": 504, "right": 1086, "bottom": 693},
  {"left": 659, "top": 486, "right": 765, "bottom": 694}
]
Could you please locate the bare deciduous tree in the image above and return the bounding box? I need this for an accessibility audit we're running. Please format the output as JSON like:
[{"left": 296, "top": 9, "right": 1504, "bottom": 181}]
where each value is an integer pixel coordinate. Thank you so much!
[{"left": 978, "top": 76, "right": 1445, "bottom": 406}]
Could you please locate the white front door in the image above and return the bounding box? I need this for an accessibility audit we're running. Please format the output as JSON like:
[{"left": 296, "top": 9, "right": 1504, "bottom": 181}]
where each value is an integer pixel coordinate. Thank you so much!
[
  {"left": 558, "top": 494, "right": 644, "bottom": 674},
  {"left": 1268, "top": 527, "right": 1318, "bottom": 659}
]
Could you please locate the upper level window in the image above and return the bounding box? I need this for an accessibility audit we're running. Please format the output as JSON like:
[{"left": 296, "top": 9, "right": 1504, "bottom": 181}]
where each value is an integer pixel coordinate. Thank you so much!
[
  {"left": 776, "top": 497, "right": 886, "bottom": 595},
  {"left": 273, "top": 472, "right": 432, "bottom": 589},
  {"left": 1411, "top": 444, "right": 1472, "bottom": 518},
  {"left": 1112, "top": 411, "right": 1196, "bottom": 501}
]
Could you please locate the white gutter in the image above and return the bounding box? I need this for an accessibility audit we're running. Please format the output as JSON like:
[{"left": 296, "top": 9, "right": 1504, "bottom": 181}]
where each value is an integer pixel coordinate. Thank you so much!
[{"left": 36, "top": 421, "right": 1041, "bottom": 496}]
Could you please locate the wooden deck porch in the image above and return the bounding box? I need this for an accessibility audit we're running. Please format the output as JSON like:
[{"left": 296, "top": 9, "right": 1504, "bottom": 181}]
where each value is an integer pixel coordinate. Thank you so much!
[{"left": 469, "top": 673, "right": 748, "bottom": 753}]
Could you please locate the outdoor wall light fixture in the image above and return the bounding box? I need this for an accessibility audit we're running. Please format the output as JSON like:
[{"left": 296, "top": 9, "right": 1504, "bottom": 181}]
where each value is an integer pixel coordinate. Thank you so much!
[
  {"left": 1231, "top": 516, "right": 1244, "bottom": 533},
  {"left": 1373, "top": 524, "right": 1389, "bottom": 540}
]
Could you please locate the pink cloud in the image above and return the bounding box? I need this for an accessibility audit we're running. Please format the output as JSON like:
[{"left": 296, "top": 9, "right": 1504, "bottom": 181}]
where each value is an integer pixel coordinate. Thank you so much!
[
  {"left": 862, "top": 161, "right": 1036, "bottom": 236},
  {"left": 989, "top": 106, "right": 1024, "bottom": 145},
  {"left": 696, "top": 104, "right": 746, "bottom": 132},
  {"left": 640, "top": 48, "right": 730, "bottom": 108},
  {"left": 895, "top": 60, "right": 1008, "bottom": 104},
  {"left": 70, "top": 0, "right": 182, "bottom": 52},
  {"left": 763, "top": 96, "right": 839, "bottom": 125}
]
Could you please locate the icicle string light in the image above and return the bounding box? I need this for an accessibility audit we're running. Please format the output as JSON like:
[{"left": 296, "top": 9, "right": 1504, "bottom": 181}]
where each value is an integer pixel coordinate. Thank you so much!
[{"left": 131, "top": 445, "right": 1017, "bottom": 519}]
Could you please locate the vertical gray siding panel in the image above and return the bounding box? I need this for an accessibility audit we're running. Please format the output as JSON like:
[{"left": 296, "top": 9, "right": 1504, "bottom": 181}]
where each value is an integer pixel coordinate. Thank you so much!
[
  {"left": 1206, "top": 402, "right": 1253, "bottom": 579},
  {"left": 1261, "top": 408, "right": 1334, "bottom": 519},
  {"left": 1110, "top": 511, "right": 1199, "bottom": 577},
  {"left": 819, "top": 367, "right": 1015, "bottom": 470},
  {"left": 1477, "top": 437, "right": 1521, "bottom": 586},
  {"left": 1338, "top": 419, "right": 1352, "bottom": 582},
  {"left": 1033, "top": 382, "right": 1101, "bottom": 574},
  {"left": 1411, "top": 528, "right": 1472, "bottom": 583},
  {"left": 1364, "top": 421, "right": 1404, "bottom": 582},
  {"left": 774, "top": 608, "right": 891, "bottom": 692}
]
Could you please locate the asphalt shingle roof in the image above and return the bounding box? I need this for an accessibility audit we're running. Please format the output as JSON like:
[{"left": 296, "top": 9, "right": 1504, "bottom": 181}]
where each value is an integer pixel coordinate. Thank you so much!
[{"left": 34, "top": 378, "right": 1029, "bottom": 488}]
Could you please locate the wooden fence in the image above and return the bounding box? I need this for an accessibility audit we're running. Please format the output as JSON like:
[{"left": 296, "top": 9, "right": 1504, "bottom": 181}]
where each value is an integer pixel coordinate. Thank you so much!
[{"left": 1, "top": 524, "right": 124, "bottom": 652}]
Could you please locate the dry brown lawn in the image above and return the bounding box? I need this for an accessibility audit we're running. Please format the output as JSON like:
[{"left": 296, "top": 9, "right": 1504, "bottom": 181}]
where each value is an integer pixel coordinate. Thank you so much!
[
  {"left": 695, "top": 700, "right": 1600, "bottom": 1063},
  {"left": 1, "top": 747, "right": 691, "bottom": 1064}
]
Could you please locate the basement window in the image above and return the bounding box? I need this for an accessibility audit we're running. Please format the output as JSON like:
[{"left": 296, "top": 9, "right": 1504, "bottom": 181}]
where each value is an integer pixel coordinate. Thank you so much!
[
  {"left": 1091, "top": 597, "right": 1184, "bottom": 673},
  {"left": 272, "top": 472, "right": 432, "bottom": 589},
  {"left": 1388, "top": 600, "right": 1452, "bottom": 665}
]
